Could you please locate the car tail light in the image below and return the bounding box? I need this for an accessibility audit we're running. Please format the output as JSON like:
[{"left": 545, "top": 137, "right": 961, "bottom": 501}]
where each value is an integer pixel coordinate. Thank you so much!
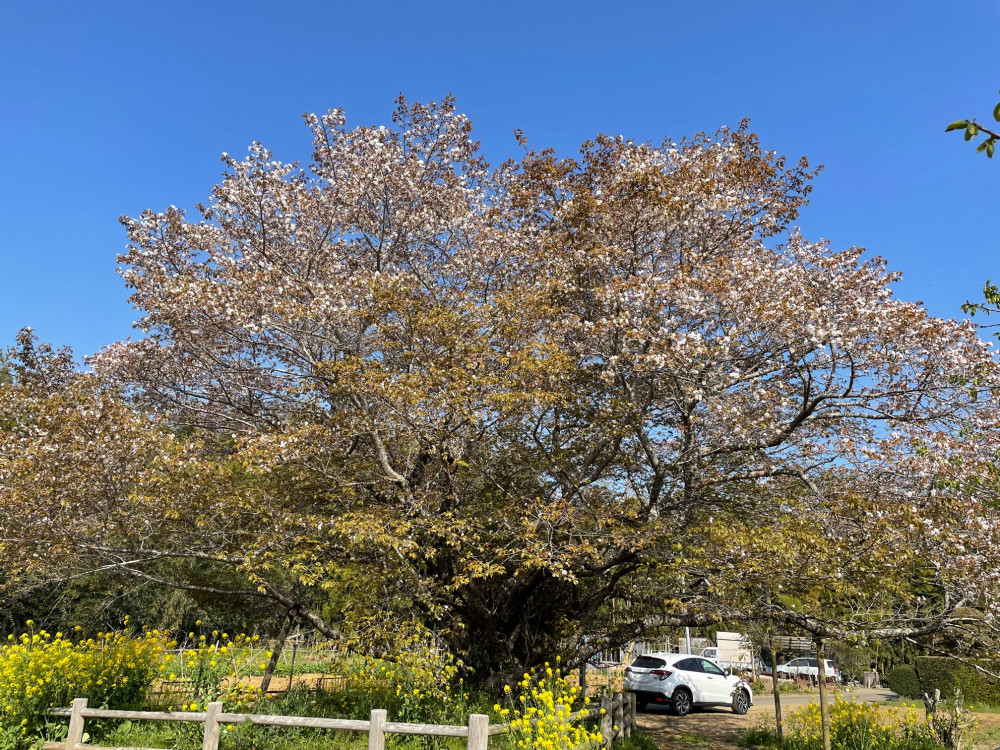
[{"left": 650, "top": 669, "right": 672, "bottom": 680}]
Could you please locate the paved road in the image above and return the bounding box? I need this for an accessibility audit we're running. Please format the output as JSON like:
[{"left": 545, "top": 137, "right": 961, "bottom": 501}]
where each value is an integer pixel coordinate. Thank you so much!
[{"left": 635, "top": 687, "right": 899, "bottom": 750}]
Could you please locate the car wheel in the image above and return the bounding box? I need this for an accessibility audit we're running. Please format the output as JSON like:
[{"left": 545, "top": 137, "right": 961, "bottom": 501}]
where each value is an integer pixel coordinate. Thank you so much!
[
  {"left": 732, "top": 688, "right": 750, "bottom": 715},
  {"left": 671, "top": 688, "right": 692, "bottom": 717},
  {"left": 635, "top": 700, "right": 648, "bottom": 711}
]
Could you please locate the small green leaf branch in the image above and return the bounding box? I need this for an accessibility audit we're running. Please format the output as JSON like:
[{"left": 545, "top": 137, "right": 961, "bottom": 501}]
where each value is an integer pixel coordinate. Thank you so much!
[
  {"left": 946, "top": 92, "right": 1000, "bottom": 158},
  {"left": 961, "top": 280, "right": 1000, "bottom": 332}
]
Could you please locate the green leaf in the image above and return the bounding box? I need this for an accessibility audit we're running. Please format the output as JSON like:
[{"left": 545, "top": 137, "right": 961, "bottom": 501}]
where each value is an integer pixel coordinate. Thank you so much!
[
  {"left": 977, "top": 139, "right": 989, "bottom": 152},
  {"left": 994, "top": 103, "right": 1000, "bottom": 122},
  {"left": 984, "top": 280, "right": 1000, "bottom": 306},
  {"left": 988, "top": 140, "right": 996, "bottom": 158},
  {"left": 965, "top": 124, "right": 978, "bottom": 141},
  {"left": 946, "top": 120, "right": 970, "bottom": 132}
]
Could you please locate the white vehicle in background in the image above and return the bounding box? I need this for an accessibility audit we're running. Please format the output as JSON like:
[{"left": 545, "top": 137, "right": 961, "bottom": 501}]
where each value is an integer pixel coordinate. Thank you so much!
[
  {"left": 698, "top": 647, "right": 757, "bottom": 674},
  {"left": 776, "top": 657, "right": 839, "bottom": 682},
  {"left": 697, "top": 632, "right": 757, "bottom": 675},
  {"left": 624, "top": 652, "right": 753, "bottom": 717}
]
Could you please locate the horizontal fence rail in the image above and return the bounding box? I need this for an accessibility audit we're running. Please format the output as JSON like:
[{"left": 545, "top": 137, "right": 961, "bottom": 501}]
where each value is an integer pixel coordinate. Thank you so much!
[{"left": 47, "top": 692, "right": 637, "bottom": 750}]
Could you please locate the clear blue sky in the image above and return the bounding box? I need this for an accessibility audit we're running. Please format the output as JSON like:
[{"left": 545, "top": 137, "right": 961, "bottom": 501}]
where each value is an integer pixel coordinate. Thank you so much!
[{"left": 2, "top": 0, "right": 998, "bottom": 357}]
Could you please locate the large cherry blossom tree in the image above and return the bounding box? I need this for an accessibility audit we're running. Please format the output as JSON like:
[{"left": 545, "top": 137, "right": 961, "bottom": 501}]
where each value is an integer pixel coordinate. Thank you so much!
[{"left": 3, "top": 97, "right": 1000, "bottom": 677}]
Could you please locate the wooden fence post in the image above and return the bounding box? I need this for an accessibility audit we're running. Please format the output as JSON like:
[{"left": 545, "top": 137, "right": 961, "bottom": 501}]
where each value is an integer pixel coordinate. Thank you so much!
[
  {"left": 202, "top": 702, "right": 223, "bottom": 750},
  {"left": 579, "top": 663, "right": 588, "bottom": 701},
  {"left": 612, "top": 692, "right": 624, "bottom": 745},
  {"left": 66, "top": 698, "right": 88, "bottom": 750},
  {"left": 368, "top": 708, "right": 386, "bottom": 750},
  {"left": 467, "top": 713, "right": 489, "bottom": 750},
  {"left": 624, "top": 693, "right": 635, "bottom": 739},
  {"left": 368, "top": 709, "right": 387, "bottom": 750},
  {"left": 600, "top": 695, "right": 613, "bottom": 750}
]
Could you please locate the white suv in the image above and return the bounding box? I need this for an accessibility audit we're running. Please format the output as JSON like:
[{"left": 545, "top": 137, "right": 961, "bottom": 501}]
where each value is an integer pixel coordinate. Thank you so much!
[{"left": 624, "top": 653, "right": 753, "bottom": 717}]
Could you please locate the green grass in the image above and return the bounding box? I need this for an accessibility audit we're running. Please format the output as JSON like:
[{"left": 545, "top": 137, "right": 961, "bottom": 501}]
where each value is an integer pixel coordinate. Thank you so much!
[
  {"left": 876, "top": 699, "right": 924, "bottom": 710},
  {"left": 971, "top": 723, "right": 1000, "bottom": 747},
  {"left": 879, "top": 696, "right": 1000, "bottom": 714},
  {"left": 739, "top": 725, "right": 778, "bottom": 748},
  {"left": 94, "top": 718, "right": 424, "bottom": 750},
  {"left": 610, "top": 731, "right": 659, "bottom": 750}
]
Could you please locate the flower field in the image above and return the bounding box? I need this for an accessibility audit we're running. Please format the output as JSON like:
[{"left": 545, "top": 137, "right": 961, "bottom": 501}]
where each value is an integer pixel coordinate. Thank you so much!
[
  {"left": 741, "top": 697, "right": 950, "bottom": 750},
  {"left": 0, "top": 624, "right": 169, "bottom": 744},
  {"left": 0, "top": 626, "right": 645, "bottom": 750}
]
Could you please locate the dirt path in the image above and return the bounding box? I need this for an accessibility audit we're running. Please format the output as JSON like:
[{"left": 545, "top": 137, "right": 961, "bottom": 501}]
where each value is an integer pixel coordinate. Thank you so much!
[
  {"left": 635, "top": 688, "right": 899, "bottom": 750},
  {"left": 237, "top": 673, "right": 343, "bottom": 691},
  {"left": 636, "top": 704, "right": 768, "bottom": 750}
]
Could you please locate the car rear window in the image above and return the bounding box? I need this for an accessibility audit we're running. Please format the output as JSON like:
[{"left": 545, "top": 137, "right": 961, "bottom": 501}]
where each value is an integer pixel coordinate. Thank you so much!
[{"left": 631, "top": 656, "right": 668, "bottom": 669}]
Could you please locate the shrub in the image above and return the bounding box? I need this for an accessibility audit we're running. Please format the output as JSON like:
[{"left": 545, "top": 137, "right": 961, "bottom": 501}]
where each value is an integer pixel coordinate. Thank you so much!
[
  {"left": 348, "top": 647, "right": 467, "bottom": 723},
  {"left": 168, "top": 629, "right": 263, "bottom": 714},
  {"left": 306, "top": 644, "right": 474, "bottom": 724},
  {"left": 740, "top": 724, "right": 779, "bottom": 747},
  {"left": 915, "top": 657, "right": 1000, "bottom": 707},
  {"left": 885, "top": 665, "right": 922, "bottom": 700},
  {"left": 778, "top": 681, "right": 805, "bottom": 694},
  {"left": 0, "top": 625, "right": 170, "bottom": 746}
]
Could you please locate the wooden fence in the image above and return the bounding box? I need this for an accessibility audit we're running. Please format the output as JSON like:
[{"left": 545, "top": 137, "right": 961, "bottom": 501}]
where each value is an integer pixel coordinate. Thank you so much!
[{"left": 46, "top": 693, "right": 637, "bottom": 750}]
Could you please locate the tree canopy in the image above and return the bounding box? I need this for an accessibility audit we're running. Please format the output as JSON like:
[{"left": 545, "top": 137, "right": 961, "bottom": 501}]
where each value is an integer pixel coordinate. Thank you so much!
[{"left": 3, "top": 97, "right": 1000, "bottom": 678}]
